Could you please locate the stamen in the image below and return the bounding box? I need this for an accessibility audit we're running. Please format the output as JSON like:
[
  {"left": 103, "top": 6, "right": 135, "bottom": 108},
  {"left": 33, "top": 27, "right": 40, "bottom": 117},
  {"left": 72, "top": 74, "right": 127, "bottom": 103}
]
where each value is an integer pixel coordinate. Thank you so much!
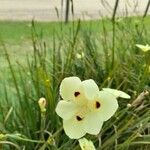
[
  {"left": 76, "top": 116, "right": 83, "bottom": 121},
  {"left": 74, "top": 92, "right": 80, "bottom": 97},
  {"left": 96, "top": 101, "right": 101, "bottom": 109}
]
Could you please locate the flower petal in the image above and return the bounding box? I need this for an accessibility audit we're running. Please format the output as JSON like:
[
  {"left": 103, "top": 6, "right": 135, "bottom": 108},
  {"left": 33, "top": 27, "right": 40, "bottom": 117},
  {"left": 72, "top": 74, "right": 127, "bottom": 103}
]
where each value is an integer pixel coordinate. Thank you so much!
[
  {"left": 136, "top": 44, "right": 150, "bottom": 52},
  {"left": 97, "top": 91, "right": 118, "bottom": 121},
  {"left": 63, "top": 117, "right": 86, "bottom": 139},
  {"left": 80, "top": 79, "right": 99, "bottom": 100},
  {"left": 102, "top": 88, "right": 131, "bottom": 99},
  {"left": 55, "top": 100, "right": 78, "bottom": 120},
  {"left": 60, "top": 77, "right": 81, "bottom": 101},
  {"left": 84, "top": 112, "right": 103, "bottom": 135}
]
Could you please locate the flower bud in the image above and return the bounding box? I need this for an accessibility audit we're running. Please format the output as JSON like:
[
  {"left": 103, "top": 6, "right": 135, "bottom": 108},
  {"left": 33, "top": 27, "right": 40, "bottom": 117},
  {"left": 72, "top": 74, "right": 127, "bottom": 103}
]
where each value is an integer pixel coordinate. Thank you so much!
[
  {"left": 79, "top": 138, "right": 96, "bottom": 150},
  {"left": 38, "top": 97, "right": 46, "bottom": 113}
]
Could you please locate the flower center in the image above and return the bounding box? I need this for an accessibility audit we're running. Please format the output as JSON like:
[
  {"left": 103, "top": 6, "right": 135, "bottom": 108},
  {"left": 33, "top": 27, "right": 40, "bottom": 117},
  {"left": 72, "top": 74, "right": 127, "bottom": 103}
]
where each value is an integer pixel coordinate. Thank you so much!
[
  {"left": 95, "top": 101, "right": 101, "bottom": 109},
  {"left": 76, "top": 115, "right": 83, "bottom": 121},
  {"left": 74, "top": 92, "right": 80, "bottom": 97},
  {"left": 75, "top": 105, "right": 88, "bottom": 121}
]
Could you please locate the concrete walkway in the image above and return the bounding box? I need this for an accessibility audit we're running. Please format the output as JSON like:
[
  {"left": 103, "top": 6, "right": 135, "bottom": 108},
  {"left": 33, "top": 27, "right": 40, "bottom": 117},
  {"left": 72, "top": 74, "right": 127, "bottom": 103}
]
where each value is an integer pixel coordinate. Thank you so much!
[{"left": 0, "top": 0, "right": 149, "bottom": 21}]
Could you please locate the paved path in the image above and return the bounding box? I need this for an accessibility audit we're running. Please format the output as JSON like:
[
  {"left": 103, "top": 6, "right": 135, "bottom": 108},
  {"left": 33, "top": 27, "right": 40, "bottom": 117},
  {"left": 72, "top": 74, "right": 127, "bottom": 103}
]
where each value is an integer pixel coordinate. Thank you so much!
[{"left": 0, "top": 0, "right": 149, "bottom": 21}]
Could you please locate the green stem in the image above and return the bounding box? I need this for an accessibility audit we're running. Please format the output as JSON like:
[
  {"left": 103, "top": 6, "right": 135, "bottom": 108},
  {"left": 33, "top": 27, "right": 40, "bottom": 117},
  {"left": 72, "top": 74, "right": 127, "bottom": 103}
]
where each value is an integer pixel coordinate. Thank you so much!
[
  {"left": 0, "top": 141, "right": 20, "bottom": 150},
  {"left": 39, "top": 127, "right": 63, "bottom": 150},
  {"left": 111, "top": 0, "right": 119, "bottom": 69},
  {"left": 6, "top": 134, "right": 44, "bottom": 143}
]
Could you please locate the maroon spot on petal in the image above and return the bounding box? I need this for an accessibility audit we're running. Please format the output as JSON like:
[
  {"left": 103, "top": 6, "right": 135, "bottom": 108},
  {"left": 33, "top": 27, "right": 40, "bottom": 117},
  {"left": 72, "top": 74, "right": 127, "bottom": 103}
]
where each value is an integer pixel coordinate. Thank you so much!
[
  {"left": 96, "top": 101, "right": 101, "bottom": 109},
  {"left": 74, "top": 92, "right": 80, "bottom": 97},
  {"left": 76, "top": 116, "right": 83, "bottom": 121}
]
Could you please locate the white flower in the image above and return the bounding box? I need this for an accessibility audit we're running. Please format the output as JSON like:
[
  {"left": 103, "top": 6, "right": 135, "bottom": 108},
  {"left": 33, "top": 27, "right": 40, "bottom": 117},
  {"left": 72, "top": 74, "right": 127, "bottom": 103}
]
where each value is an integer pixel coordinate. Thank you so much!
[
  {"left": 102, "top": 88, "right": 130, "bottom": 99},
  {"left": 79, "top": 138, "right": 96, "bottom": 150},
  {"left": 136, "top": 44, "right": 150, "bottom": 52},
  {"left": 76, "top": 52, "right": 85, "bottom": 59},
  {"left": 55, "top": 77, "right": 118, "bottom": 139}
]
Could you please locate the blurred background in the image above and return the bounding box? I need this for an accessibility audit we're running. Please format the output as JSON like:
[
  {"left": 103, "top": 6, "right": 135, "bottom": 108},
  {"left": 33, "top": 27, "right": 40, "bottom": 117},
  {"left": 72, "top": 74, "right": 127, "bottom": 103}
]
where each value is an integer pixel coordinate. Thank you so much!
[{"left": 0, "top": 0, "right": 149, "bottom": 21}]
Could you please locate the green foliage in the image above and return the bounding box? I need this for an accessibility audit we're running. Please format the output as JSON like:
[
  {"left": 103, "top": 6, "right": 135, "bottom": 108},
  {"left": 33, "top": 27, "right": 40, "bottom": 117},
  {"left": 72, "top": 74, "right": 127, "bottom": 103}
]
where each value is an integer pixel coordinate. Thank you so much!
[{"left": 0, "top": 16, "right": 150, "bottom": 149}]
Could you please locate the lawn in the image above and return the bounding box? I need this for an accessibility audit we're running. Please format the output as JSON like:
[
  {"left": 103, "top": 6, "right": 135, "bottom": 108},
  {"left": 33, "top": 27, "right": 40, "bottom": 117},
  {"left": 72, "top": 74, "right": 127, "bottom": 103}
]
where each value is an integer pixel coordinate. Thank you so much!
[{"left": 0, "top": 15, "right": 150, "bottom": 149}]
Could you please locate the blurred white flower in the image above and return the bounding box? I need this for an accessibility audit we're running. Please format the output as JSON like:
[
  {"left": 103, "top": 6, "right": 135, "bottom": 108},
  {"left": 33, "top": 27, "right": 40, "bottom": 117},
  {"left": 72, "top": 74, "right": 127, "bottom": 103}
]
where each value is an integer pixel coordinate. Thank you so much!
[
  {"left": 79, "top": 138, "right": 96, "bottom": 150},
  {"left": 102, "top": 88, "right": 130, "bottom": 99},
  {"left": 76, "top": 52, "right": 85, "bottom": 59},
  {"left": 56, "top": 77, "right": 118, "bottom": 139},
  {"left": 136, "top": 44, "right": 150, "bottom": 52}
]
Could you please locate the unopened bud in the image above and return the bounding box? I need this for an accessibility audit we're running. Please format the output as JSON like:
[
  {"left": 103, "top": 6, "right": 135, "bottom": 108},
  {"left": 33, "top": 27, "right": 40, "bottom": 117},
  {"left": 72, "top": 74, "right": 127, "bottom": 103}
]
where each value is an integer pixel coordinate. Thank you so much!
[
  {"left": 38, "top": 97, "right": 46, "bottom": 113},
  {"left": 127, "top": 103, "right": 132, "bottom": 108}
]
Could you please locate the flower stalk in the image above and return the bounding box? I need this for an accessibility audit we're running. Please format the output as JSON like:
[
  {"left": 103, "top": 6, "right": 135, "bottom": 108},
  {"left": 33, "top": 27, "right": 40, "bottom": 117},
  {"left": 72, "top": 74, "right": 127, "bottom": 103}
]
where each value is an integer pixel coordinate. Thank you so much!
[{"left": 38, "top": 98, "right": 47, "bottom": 140}]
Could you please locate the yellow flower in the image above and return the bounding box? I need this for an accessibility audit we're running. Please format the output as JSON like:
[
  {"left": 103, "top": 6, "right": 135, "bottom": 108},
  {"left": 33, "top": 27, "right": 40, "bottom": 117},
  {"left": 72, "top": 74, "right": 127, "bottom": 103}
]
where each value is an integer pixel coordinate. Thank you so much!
[
  {"left": 136, "top": 44, "right": 150, "bottom": 52},
  {"left": 0, "top": 133, "right": 5, "bottom": 140},
  {"left": 56, "top": 77, "right": 118, "bottom": 139},
  {"left": 45, "top": 79, "right": 50, "bottom": 84},
  {"left": 79, "top": 138, "right": 96, "bottom": 150}
]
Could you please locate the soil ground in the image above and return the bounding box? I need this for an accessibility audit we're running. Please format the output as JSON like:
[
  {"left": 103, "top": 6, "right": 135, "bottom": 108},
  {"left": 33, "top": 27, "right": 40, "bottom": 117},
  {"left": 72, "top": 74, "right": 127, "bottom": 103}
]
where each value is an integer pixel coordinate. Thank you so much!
[{"left": 0, "top": 0, "right": 149, "bottom": 21}]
